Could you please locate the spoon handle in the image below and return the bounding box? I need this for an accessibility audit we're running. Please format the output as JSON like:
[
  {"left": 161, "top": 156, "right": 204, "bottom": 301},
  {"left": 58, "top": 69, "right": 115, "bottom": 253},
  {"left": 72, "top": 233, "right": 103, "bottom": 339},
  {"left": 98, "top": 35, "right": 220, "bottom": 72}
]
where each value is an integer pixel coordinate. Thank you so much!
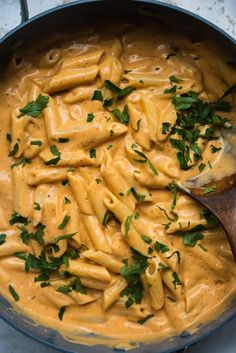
[{"left": 193, "top": 186, "right": 236, "bottom": 261}]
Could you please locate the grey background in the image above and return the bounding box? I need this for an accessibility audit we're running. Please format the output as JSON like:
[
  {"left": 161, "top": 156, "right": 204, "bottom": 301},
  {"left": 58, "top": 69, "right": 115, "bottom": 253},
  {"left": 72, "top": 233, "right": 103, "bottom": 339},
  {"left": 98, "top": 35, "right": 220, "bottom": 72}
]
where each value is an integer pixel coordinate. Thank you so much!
[{"left": 0, "top": 0, "right": 235, "bottom": 352}]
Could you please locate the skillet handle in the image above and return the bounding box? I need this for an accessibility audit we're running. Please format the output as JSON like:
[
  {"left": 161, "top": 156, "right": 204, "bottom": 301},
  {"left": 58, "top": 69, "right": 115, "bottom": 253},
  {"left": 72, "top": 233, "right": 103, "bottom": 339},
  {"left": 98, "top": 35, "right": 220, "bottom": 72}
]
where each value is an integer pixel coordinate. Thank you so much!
[{"left": 19, "top": 0, "right": 29, "bottom": 23}]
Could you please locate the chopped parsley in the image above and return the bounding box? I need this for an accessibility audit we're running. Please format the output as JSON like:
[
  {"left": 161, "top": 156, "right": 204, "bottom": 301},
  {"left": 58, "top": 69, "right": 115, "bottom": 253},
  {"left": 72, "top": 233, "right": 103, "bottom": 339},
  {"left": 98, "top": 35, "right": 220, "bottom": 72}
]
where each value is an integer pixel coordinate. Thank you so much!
[
  {"left": 203, "top": 185, "right": 216, "bottom": 195},
  {"left": 164, "top": 85, "right": 177, "bottom": 94},
  {"left": 9, "top": 212, "right": 29, "bottom": 226},
  {"left": 169, "top": 90, "right": 230, "bottom": 170},
  {"left": 112, "top": 104, "right": 129, "bottom": 125},
  {"left": 64, "top": 197, "right": 71, "bottom": 204},
  {"left": 19, "top": 94, "right": 49, "bottom": 118},
  {"left": 6, "top": 132, "right": 12, "bottom": 143},
  {"left": 154, "top": 241, "right": 169, "bottom": 253},
  {"left": 168, "top": 182, "right": 177, "bottom": 209},
  {"left": 172, "top": 272, "right": 181, "bottom": 289},
  {"left": 102, "top": 209, "right": 113, "bottom": 227},
  {"left": 9, "top": 142, "right": 19, "bottom": 157},
  {"left": 58, "top": 138, "right": 69, "bottom": 143},
  {"left": 105, "top": 80, "right": 135, "bottom": 100},
  {"left": 134, "top": 119, "right": 142, "bottom": 132},
  {"left": 177, "top": 225, "right": 205, "bottom": 247},
  {"left": 30, "top": 140, "right": 43, "bottom": 146},
  {"left": 169, "top": 75, "right": 183, "bottom": 84},
  {"left": 210, "top": 145, "right": 222, "bottom": 153},
  {"left": 89, "top": 148, "right": 96, "bottom": 159},
  {"left": 137, "top": 314, "right": 154, "bottom": 325},
  {"left": 120, "top": 250, "right": 148, "bottom": 308},
  {"left": 54, "top": 232, "right": 77, "bottom": 245},
  {"left": 9, "top": 285, "right": 20, "bottom": 301},
  {"left": 130, "top": 187, "right": 146, "bottom": 201},
  {"left": 44, "top": 145, "right": 61, "bottom": 166},
  {"left": 92, "top": 90, "right": 103, "bottom": 101},
  {"left": 198, "top": 163, "right": 206, "bottom": 173},
  {"left": 162, "top": 122, "right": 171, "bottom": 134},
  {"left": 58, "top": 215, "right": 70, "bottom": 230},
  {"left": 133, "top": 149, "right": 158, "bottom": 175},
  {"left": 95, "top": 178, "right": 102, "bottom": 184},
  {"left": 87, "top": 113, "right": 95, "bottom": 122},
  {"left": 200, "top": 209, "right": 218, "bottom": 227},
  {"left": 124, "top": 215, "right": 133, "bottom": 237},
  {"left": 58, "top": 306, "right": 66, "bottom": 320},
  {"left": 103, "top": 98, "right": 113, "bottom": 108},
  {"left": 141, "top": 235, "right": 152, "bottom": 244},
  {"left": 0, "top": 233, "right": 6, "bottom": 245},
  {"left": 11, "top": 158, "right": 32, "bottom": 169}
]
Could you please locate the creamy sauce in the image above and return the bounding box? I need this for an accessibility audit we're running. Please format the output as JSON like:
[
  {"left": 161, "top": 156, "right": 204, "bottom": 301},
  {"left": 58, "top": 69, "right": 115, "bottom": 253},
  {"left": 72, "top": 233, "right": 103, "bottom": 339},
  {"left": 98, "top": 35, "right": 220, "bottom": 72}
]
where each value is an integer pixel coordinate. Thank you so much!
[{"left": 0, "top": 23, "right": 236, "bottom": 350}]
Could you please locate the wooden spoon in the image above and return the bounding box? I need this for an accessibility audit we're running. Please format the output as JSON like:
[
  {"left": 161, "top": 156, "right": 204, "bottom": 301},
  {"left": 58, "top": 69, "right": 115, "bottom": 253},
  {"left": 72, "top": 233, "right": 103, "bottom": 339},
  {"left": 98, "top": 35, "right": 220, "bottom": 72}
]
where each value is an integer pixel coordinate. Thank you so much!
[{"left": 177, "top": 173, "right": 236, "bottom": 261}]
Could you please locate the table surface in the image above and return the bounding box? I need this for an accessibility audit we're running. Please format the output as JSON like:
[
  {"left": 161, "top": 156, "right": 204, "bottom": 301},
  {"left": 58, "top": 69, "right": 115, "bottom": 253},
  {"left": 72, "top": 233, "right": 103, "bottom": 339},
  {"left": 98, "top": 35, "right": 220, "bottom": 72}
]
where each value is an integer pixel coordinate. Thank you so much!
[{"left": 0, "top": 1, "right": 235, "bottom": 353}]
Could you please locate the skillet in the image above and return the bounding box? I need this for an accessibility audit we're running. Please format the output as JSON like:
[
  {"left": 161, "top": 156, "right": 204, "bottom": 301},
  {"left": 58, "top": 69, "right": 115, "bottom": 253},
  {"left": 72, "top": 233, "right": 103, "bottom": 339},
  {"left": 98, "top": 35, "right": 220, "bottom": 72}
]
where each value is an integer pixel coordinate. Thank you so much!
[{"left": 0, "top": 1, "right": 235, "bottom": 352}]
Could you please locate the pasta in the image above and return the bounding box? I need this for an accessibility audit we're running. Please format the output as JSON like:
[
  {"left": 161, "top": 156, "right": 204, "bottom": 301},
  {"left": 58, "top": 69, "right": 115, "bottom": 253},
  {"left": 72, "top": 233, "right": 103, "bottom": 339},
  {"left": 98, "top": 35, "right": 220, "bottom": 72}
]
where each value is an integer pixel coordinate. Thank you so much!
[{"left": 0, "top": 21, "right": 235, "bottom": 351}]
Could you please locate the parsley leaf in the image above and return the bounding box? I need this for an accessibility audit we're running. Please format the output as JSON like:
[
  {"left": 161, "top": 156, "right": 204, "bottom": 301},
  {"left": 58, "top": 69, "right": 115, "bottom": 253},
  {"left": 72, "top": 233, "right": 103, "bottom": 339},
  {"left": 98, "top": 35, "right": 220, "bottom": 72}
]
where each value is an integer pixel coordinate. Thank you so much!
[
  {"left": 54, "top": 232, "right": 77, "bottom": 245},
  {"left": 11, "top": 158, "right": 32, "bottom": 169},
  {"left": 154, "top": 241, "right": 169, "bottom": 253},
  {"left": 19, "top": 95, "right": 49, "bottom": 118},
  {"left": 130, "top": 187, "right": 146, "bottom": 201},
  {"left": 169, "top": 75, "right": 183, "bottom": 84},
  {"left": 58, "top": 306, "right": 66, "bottom": 320},
  {"left": 133, "top": 149, "right": 158, "bottom": 175},
  {"left": 172, "top": 272, "right": 181, "bottom": 289},
  {"left": 162, "top": 122, "right": 171, "bottom": 134},
  {"left": 87, "top": 113, "right": 95, "bottom": 122},
  {"left": 137, "top": 314, "right": 154, "bottom": 325},
  {"left": 0, "top": 233, "right": 6, "bottom": 245},
  {"left": 112, "top": 104, "right": 129, "bottom": 125},
  {"left": 89, "top": 148, "right": 96, "bottom": 159},
  {"left": 168, "top": 182, "right": 177, "bottom": 209},
  {"left": 141, "top": 235, "right": 152, "bottom": 244},
  {"left": 30, "top": 140, "right": 43, "bottom": 146},
  {"left": 203, "top": 185, "right": 216, "bottom": 194},
  {"left": 44, "top": 145, "right": 61, "bottom": 166},
  {"left": 124, "top": 215, "right": 133, "bottom": 237},
  {"left": 210, "top": 145, "right": 221, "bottom": 153},
  {"left": 9, "top": 212, "right": 29, "bottom": 226},
  {"left": 92, "top": 90, "right": 103, "bottom": 101},
  {"left": 58, "top": 138, "right": 69, "bottom": 143},
  {"left": 9, "top": 284, "right": 20, "bottom": 302},
  {"left": 198, "top": 163, "right": 206, "bottom": 172},
  {"left": 9, "top": 142, "right": 19, "bottom": 157},
  {"left": 58, "top": 215, "right": 70, "bottom": 230}
]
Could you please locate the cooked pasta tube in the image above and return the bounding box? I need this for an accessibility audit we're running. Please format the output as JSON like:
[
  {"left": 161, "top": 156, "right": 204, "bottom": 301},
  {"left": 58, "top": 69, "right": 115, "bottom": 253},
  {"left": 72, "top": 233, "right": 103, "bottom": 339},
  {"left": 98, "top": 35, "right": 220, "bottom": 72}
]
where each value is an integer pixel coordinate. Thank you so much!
[
  {"left": 45, "top": 65, "right": 99, "bottom": 93},
  {"left": 82, "top": 214, "right": 111, "bottom": 253},
  {"left": 101, "top": 151, "right": 136, "bottom": 211},
  {"left": 99, "top": 55, "right": 123, "bottom": 84},
  {"left": 102, "top": 276, "right": 127, "bottom": 310},
  {"left": 80, "top": 277, "right": 108, "bottom": 291},
  {"left": 68, "top": 172, "right": 93, "bottom": 215},
  {"left": 144, "top": 258, "right": 165, "bottom": 311},
  {"left": 40, "top": 148, "right": 94, "bottom": 167},
  {"left": 63, "top": 78, "right": 103, "bottom": 104},
  {"left": 140, "top": 96, "right": 157, "bottom": 143},
  {"left": 39, "top": 49, "right": 62, "bottom": 68},
  {"left": 24, "top": 165, "right": 68, "bottom": 185},
  {"left": 12, "top": 167, "right": 34, "bottom": 218},
  {"left": 129, "top": 103, "right": 151, "bottom": 150},
  {"left": 87, "top": 179, "right": 108, "bottom": 223},
  {"left": 82, "top": 250, "right": 123, "bottom": 273},
  {"left": 61, "top": 259, "right": 111, "bottom": 282},
  {"left": 61, "top": 50, "right": 104, "bottom": 70},
  {"left": 10, "top": 109, "right": 27, "bottom": 158}
]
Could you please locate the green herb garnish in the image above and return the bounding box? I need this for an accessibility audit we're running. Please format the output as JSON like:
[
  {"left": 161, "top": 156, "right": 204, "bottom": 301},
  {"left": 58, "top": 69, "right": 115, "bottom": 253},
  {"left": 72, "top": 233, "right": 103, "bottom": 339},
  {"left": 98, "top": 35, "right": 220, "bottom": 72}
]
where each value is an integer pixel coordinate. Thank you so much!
[
  {"left": 44, "top": 145, "right": 61, "bottom": 166},
  {"left": 87, "top": 113, "right": 95, "bottom": 122},
  {"left": 58, "top": 215, "right": 70, "bottom": 230},
  {"left": 19, "top": 94, "right": 49, "bottom": 118},
  {"left": 92, "top": 90, "right": 103, "bottom": 101},
  {"left": 0, "top": 233, "right": 6, "bottom": 245},
  {"left": 9, "top": 284, "right": 19, "bottom": 302}
]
